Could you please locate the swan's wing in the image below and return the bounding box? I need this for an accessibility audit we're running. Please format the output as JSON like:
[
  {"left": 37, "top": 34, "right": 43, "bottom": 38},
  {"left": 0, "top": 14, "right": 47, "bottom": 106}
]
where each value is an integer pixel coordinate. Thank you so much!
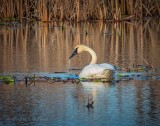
[
  {"left": 99, "top": 63, "right": 115, "bottom": 70},
  {"left": 79, "top": 64, "right": 114, "bottom": 78}
]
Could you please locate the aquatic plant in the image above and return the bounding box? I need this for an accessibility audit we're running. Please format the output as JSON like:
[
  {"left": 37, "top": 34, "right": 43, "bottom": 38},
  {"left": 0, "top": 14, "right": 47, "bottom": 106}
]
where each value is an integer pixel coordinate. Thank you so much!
[
  {"left": 0, "top": 76, "right": 14, "bottom": 85},
  {"left": 0, "top": 65, "right": 159, "bottom": 86},
  {"left": 0, "top": 0, "right": 159, "bottom": 22}
]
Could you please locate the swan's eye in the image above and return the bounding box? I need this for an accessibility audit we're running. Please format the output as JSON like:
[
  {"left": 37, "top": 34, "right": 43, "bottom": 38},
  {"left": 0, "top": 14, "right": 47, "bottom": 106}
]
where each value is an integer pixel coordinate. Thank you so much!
[
  {"left": 69, "top": 47, "right": 78, "bottom": 59},
  {"left": 75, "top": 47, "right": 79, "bottom": 53},
  {"left": 73, "top": 47, "right": 78, "bottom": 54}
]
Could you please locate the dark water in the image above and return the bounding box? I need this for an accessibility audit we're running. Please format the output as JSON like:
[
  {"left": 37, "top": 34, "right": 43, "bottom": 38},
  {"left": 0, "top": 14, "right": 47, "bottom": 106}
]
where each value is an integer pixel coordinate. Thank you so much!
[{"left": 0, "top": 19, "right": 160, "bottom": 126}]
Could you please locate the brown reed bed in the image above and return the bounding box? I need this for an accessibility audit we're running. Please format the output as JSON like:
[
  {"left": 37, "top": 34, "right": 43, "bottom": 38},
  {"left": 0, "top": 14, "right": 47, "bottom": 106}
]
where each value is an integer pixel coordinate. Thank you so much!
[{"left": 0, "top": 0, "right": 159, "bottom": 23}]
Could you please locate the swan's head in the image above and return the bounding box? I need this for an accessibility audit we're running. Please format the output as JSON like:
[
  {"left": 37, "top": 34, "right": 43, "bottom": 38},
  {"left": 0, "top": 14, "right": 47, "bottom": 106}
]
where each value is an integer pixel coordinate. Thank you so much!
[{"left": 69, "top": 45, "right": 88, "bottom": 59}]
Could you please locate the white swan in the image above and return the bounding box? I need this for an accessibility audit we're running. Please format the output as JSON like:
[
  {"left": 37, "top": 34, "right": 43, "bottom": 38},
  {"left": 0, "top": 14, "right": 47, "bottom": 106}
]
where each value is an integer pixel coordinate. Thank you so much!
[{"left": 69, "top": 45, "right": 115, "bottom": 81}]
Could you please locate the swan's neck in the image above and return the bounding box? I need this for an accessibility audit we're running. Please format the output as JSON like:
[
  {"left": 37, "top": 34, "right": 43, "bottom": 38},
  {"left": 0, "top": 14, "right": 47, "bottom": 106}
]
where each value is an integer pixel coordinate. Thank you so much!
[{"left": 86, "top": 47, "right": 97, "bottom": 64}]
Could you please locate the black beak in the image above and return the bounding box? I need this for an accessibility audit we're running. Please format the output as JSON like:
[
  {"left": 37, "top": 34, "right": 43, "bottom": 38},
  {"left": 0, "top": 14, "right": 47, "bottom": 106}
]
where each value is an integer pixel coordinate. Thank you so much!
[{"left": 69, "top": 48, "right": 78, "bottom": 59}]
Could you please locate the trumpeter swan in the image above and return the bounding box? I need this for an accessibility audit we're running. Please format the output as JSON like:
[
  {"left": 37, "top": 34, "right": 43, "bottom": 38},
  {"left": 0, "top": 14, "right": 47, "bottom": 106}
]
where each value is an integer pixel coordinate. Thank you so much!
[{"left": 69, "top": 45, "right": 115, "bottom": 81}]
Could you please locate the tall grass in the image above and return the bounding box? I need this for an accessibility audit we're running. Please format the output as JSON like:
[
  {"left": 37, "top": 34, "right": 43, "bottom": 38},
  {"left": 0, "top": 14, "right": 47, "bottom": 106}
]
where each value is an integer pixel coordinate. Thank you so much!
[{"left": 0, "top": 0, "right": 159, "bottom": 22}]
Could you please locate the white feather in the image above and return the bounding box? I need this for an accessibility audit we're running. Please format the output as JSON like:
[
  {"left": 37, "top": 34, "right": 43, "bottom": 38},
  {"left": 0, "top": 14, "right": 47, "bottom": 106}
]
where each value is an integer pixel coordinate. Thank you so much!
[
  {"left": 79, "top": 63, "right": 114, "bottom": 79},
  {"left": 70, "top": 45, "right": 115, "bottom": 80}
]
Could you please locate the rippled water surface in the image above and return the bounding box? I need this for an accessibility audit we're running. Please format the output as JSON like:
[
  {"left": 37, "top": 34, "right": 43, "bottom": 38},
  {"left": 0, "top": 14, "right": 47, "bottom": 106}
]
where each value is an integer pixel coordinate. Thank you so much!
[{"left": 0, "top": 19, "right": 160, "bottom": 126}]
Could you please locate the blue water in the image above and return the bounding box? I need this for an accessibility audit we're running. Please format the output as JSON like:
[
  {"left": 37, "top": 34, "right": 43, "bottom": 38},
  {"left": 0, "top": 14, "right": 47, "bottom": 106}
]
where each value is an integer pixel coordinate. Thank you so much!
[
  {"left": 0, "top": 20, "right": 160, "bottom": 126},
  {"left": 0, "top": 79, "right": 160, "bottom": 126}
]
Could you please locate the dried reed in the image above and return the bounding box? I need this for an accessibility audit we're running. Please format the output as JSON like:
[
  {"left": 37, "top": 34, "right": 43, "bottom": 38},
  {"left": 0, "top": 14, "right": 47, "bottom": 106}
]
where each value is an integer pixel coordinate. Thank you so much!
[{"left": 0, "top": 0, "right": 159, "bottom": 22}]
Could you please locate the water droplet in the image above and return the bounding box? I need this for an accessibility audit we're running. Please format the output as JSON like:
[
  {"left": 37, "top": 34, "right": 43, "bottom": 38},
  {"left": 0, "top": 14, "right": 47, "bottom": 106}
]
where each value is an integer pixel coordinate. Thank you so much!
[{"left": 68, "top": 59, "right": 71, "bottom": 71}]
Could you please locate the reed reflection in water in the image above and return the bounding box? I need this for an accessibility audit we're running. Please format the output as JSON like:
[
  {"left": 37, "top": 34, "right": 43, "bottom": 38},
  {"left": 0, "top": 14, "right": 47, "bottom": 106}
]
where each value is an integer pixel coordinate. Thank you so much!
[
  {"left": 0, "top": 19, "right": 160, "bottom": 126},
  {"left": 0, "top": 19, "right": 160, "bottom": 73}
]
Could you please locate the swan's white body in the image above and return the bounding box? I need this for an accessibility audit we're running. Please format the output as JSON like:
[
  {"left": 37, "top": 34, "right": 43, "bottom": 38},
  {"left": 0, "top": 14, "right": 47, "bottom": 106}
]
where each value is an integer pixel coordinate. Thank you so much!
[
  {"left": 79, "top": 63, "right": 114, "bottom": 78},
  {"left": 69, "top": 45, "right": 115, "bottom": 81}
]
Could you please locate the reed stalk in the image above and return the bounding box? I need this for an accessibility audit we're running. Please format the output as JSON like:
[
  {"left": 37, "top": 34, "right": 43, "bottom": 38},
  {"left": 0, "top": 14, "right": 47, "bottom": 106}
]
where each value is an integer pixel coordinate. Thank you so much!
[{"left": 0, "top": 0, "right": 159, "bottom": 22}]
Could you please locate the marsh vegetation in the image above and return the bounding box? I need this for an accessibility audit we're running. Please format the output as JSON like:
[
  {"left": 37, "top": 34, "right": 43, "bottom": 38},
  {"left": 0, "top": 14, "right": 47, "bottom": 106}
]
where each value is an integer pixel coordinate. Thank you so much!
[{"left": 0, "top": 0, "right": 159, "bottom": 22}]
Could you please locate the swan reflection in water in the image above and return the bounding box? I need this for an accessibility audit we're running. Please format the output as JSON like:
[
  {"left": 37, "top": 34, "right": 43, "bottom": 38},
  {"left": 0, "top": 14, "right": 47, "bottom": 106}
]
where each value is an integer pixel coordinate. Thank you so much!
[
  {"left": 74, "top": 81, "right": 111, "bottom": 109},
  {"left": 69, "top": 45, "right": 115, "bottom": 108}
]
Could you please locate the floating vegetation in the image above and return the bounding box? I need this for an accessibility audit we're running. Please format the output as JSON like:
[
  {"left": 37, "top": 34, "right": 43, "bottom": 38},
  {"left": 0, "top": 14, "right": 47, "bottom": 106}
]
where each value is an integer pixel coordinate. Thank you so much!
[
  {"left": 115, "top": 64, "right": 156, "bottom": 72},
  {"left": 0, "top": 76, "right": 15, "bottom": 85},
  {"left": 0, "top": 65, "right": 159, "bottom": 86}
]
